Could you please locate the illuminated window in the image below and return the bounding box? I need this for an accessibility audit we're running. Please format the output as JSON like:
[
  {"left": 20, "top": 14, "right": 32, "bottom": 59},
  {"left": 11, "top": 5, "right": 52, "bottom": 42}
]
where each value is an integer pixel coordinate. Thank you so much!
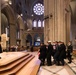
[
  {"left": 33, "top": 20, "right": 37, "bottom": 27},
  {"left": 33, "top": 3, "right": 44, "bottom": 15},
  {"left": 38, "top": 20, "right": 41, "bottom": 27}
]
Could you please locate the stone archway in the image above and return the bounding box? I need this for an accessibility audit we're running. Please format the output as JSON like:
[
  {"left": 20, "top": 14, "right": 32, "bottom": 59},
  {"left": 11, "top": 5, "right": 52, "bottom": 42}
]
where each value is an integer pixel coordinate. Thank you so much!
[
  {"left": 1, "top": 13, "right": 8, "bottom": 34},
  {"left": 34, "top": 34, "right": 41, "bottom": 46},
  {"left": 26, "top": 34, "right": 32, "bottom": 47},
  {"left": 1, "top": 0, "right": 16, "bottom": 46}
]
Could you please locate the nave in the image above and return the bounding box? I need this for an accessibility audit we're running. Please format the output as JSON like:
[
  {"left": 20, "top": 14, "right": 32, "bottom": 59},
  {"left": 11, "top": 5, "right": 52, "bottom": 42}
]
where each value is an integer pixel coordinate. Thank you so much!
[{"left": 0, "top": 51, "right": 76, "bottom": 75}]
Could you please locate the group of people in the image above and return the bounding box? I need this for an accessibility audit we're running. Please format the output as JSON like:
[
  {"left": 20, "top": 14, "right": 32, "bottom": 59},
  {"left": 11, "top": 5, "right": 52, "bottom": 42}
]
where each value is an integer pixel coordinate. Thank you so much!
[{"left": 38, "top": 41, "right": 73, "bottom": 66}]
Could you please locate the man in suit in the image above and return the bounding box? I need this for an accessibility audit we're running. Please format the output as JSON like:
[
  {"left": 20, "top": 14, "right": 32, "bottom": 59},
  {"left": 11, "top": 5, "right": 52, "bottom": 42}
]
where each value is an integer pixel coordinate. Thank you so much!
[
  {"left": 39, "top": 43, "right": 47, "bottom": 65},
  {"left": 59, "top": 42, "right": 66, "bottom": 65},
  {"left": 47, "top": 41, "right": 53, "bottom": 66}
]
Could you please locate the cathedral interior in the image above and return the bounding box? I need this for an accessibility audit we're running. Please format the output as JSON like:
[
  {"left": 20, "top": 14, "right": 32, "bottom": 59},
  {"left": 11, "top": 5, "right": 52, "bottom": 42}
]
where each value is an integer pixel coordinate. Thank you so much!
[{"left": 0, "top": 0, "right": 76, "bottom": 75}]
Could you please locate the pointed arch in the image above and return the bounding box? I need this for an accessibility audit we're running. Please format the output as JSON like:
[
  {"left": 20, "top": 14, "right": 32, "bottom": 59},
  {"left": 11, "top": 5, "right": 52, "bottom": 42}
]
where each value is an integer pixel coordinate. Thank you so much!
[{"left": 26, "top": 34, "right": 32, "bottom": 46}]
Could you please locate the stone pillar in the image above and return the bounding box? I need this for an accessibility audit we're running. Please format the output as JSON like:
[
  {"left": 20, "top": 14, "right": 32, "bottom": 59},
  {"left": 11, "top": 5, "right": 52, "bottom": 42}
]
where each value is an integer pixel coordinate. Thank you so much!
[
  {"left": 54, "top": 0, "right": 58, "bottom": 41},
  {"left": 48, "top": 0, "right": 54, "bottom": 42},
  {"left": 65, "top": 12, "right": 71, "bottom": 45},
  {"left": 9, "top": 23, "right": 16, "bottom": 46},
  {"left": 56, "top": 0, "right": 67, "bottom": 43},
  {"left": 20, "top": 29, "right": 24, "bottom": 46},
  {"left": 44, "top": 0, "right": 50, "bottom": 44},
  {"left": 44, "top": 0, "right": 71, "bottom": 44}
]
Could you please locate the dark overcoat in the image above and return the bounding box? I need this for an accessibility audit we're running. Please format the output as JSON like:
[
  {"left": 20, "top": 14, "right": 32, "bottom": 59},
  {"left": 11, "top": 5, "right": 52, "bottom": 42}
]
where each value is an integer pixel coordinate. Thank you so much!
[{"left": 39, "top": 45, "right": 47, "bottom": 59}]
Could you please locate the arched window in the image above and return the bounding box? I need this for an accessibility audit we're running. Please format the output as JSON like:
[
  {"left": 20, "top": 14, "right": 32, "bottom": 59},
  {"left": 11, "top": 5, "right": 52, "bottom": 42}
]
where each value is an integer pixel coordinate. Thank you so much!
[
  {"left": 38, "top": 20, "right": 41, "bottom": 27},
  {"left": 33, "top": 20, "right": 37, "bottom": 27}
]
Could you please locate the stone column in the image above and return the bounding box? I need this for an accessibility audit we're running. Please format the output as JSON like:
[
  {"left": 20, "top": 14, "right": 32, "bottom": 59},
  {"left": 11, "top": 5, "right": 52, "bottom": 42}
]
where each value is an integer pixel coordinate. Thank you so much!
[
  {"left": 65, "top": 11, "right": 71, "bottom": 45},
  {"left": 48, "top": 0, "right": 54, "bottom": 42},
  {"left": 20, "top": 29, "right": 24, "bottom": 46},
  {"left": 54, "top": 0, "right": 58, "bottom": 41},
  {"left": 44, "top": 0, "right": 69, "bottom": 44},
  {"left": 57, "top": 0, "right": 66, "bottom": 43},
  {"left": 44, "top": 0, "right": 49, "bottom": 44},
  {"left": 9, "top": 23, "right": 16, "bottom": 46}
]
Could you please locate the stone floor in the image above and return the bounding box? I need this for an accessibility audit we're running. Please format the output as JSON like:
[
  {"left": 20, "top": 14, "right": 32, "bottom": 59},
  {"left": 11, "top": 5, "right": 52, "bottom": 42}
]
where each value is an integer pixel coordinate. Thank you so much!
[
  {"left": 22, "top": 51, "right": 76, "bottom": 75},
  {"left": 38, "top": 56, "right": 76, "bottom": 75},
  {"left": 65, "top": 56, "right": 76, "bottom": 74}
]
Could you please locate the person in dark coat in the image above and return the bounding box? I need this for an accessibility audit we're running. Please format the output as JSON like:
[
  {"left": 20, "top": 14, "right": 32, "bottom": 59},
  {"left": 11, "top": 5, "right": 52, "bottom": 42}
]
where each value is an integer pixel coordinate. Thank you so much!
[
  {"left": 39, "top": 43, "right": 47, "bottom": 65},
  {"left": 47, "top": 41, "right": 53, "bottom": 66},
  {"left": 53, "top": 41, "right": 59, "bottom": 64},
  {"left": 52, "top": 41, "right": 57, "bottom": 57},
  {"left": 59, "top": 42, "right": 66, "bottom": 65},
  {"left": 0, "top": 43, "right": 2, "bottom": 59},
  {"left": 67, "top": 41, "right": 73, "bottom": 63}
]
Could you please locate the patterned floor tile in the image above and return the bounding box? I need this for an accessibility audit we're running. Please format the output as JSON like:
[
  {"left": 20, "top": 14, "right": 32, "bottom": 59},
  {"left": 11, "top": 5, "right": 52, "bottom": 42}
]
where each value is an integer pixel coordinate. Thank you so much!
[
  {"left": 37, "top": 67, "right": 52, "bottom": 75},
  {"left": 72, "top": 67, "right": 76, "bottom": 73},
  {"left": 42, "top": 65, "right": 63, "bottom": 73},
  {"left": 57, "top": 68, "right": 70, "bottom": 75},
  {"left": 68, "top": 63, "right": 76, "bottom": 67}
]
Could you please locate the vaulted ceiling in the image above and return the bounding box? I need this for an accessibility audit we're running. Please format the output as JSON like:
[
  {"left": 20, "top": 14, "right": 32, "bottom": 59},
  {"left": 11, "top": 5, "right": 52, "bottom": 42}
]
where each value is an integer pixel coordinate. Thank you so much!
[{"left": 1, "top": 0, "right": 76, "bottom": 24}]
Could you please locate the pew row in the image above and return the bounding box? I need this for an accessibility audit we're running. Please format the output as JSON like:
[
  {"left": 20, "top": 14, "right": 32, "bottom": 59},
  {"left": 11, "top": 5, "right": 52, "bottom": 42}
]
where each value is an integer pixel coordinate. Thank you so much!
[{"left": 0, "top": 52, "right": 41, "bottom": 75}]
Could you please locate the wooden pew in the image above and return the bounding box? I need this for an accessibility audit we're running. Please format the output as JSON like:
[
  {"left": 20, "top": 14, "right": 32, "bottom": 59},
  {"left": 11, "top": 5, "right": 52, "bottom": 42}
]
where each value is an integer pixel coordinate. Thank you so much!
[
  {"left": 0, "top": 52, "right": 41, "bottom": 75},
  {"left": 0, "top": 55, "right": 34, "bottom": 75},
  {"left": 0, "top": 54, "right": 32, "bottom": 71},
  {"left": 16, "top": 55, "right": 41, "bottom": 75},
  {"left": 30, "top": 60, "right": 41, "bottom": 75}
]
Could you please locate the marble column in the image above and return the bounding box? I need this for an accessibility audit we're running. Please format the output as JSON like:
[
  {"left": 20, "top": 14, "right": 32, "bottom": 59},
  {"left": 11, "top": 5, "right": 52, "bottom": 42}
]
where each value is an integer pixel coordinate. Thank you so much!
[{"left": 9, "top": 23, "right": 16, "bottom": 46}]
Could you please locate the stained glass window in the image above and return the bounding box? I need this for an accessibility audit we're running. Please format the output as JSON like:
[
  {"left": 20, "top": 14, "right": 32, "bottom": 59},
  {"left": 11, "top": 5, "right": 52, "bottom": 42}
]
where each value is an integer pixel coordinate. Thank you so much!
[
  {"left": 38, "top": 20, "right": 41, "bottom": 27},
  {"left": 33, "top": 3, "right": 44, "bottom": 15},
  {"left": 33, "top": 20, "right": 37, "bottom": 27}
]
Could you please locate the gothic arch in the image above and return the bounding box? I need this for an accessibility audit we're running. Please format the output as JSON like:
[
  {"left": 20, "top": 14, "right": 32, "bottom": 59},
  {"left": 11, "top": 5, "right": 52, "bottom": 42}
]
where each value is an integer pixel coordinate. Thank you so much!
[
  {"left": 17, "top": 15, "right": 24, "bottom": 30},
  {"left": 26, "top": 34, "right": 32, "bottom": 46},
  {"left": 33, "top": 33, "right": 41, "bottom": 46},
  {"left": 1, "top": 13, "right": 8, "bottom": 34},
  {"left": 1, "top": 0, "right": 16, "bottom": 46},
  {"left": 1, "top": 1, "right": 16, "bottom": 24}
]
